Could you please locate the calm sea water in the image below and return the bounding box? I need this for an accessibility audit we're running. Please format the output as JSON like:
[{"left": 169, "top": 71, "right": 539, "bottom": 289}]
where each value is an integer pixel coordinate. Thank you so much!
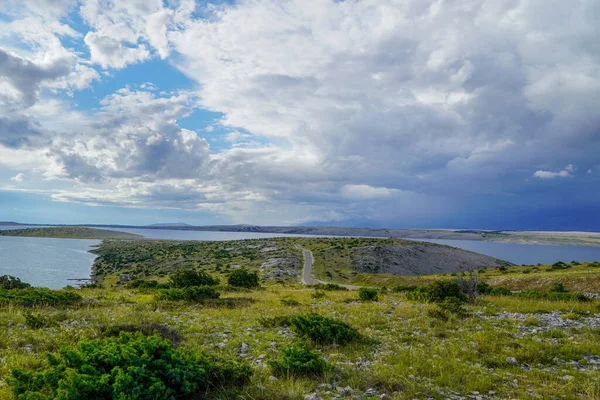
[
  {"left": 2, "top": 225, "right": 600, "bottom": 289},
  {"left": 0, "top": 236, "right": 99, "bottom": 289},
  {"left": 406, "top": 238, "right": 600, "bottom": 265}
]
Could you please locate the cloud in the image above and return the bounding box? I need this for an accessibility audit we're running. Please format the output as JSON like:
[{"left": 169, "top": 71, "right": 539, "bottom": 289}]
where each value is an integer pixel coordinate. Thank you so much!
[
  {"left": 10, "top": 173, "right": 24, "bottom": 182},
  {"left": 533, "top": 165, "right": 576, "bottom": 179},
  {"left": 1, "top": 0, "right": 599, "bottom": 227},
  {"left": 341, "top": 184, "right": 400, "bottom": 200}
]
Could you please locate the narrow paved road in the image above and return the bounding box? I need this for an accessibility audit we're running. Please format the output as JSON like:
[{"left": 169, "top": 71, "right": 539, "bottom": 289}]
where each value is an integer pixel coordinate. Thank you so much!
[{"left": 295, "top": 245, "right": 360, "bottom": 289}]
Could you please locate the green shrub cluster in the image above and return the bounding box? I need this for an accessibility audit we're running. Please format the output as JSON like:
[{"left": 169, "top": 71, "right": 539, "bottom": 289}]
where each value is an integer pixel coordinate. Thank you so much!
[
  {"left": 156, "top": 286, "right": 220, "bottom": 301},
  {"left": 257, "top": 315, "right": 291, "bottom": 328},
  {"left": 516, "top": 290, "right": 589, "bottom": 302},
  {"left": 358, "top": 287, "right": 379, "bottom": 301},
  {"left": 489, "top": 286, "right": 513, "bottom": 296},
  {"left": 0, "top": 289, "right": 81, "bottom": 307},
  {"left": 10, "top": 332, "right": 252, "bottom": 399},
  {"left": 269, "top": 342, "right": 331, "bottom": 377},
  {"left": 289, "top": 314, "right": 359, "bottom": 345},
  {"left": 227, "top": 269, "right": 260, "bottom": 288},
  {"left": 549, "top": 261, "right": 571, "bottom": 271},
  {"left": 314, "top": 283, "right": 348, "bottom": 291},
  {"left": 0, "top": 275, "right": 31, "bottom": 290},
  {"left": 405, "top": 281, "right": 467, "bottom": 303},
  {"left": 549, "top": 281, "right": 568, "bottom": 293},
  {"left": 24, "top": 313, "right": 56, "bottom": 329},
  {"left": 168, "top": 269, "right": 219, "bottom": 288},
  {"left": 99, "top": 323, "right": 183, "bottom": 345}
]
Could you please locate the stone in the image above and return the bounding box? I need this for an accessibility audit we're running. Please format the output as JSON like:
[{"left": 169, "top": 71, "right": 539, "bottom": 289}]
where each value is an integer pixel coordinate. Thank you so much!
[
  {"left": 506, "top": 357, "right": 519, "bottom": 366},
  {"left": 240, "top": 342, "right": 249, "bottom": 353},
  {"left": 268, "top": 376, "right": 279, "bottom": 382}
]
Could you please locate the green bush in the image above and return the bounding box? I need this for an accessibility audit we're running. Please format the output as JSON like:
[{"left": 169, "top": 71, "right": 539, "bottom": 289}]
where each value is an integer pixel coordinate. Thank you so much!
[
  {"left": 24, "top": 313, "right": 56, "bottom": 329},
  {"left": 549, "top": 281, "right": 568, "bottom": 293},
  {"left": 550, "top": 261, "right": 570, "bottom": 271},
  {"left": 289, "top": 314, "right": 359, "bottom": 345},
  {"left": 99, "top": 324, "right": 183, "bottom": 345},
  {"left": 477, "top": 282, "right": 493, "bottom": 294},
  {"left": 406, "top": 281, "right": 467, "bottom": 303},
  {"left": 10, "top": 332, "right": 251, "bottom": 399},
  {"left": 269, "top": 342, "right": 331, "bottom": 377},
  {"left": 0, "top": 275, "right": 31, "bottom": 290},
  {"left": 490, "top": 287, "right": 513, "bottom": 296},
  {"left": 168, "top": 270, "right": 219, "bottom": 288},
  {"left": 516, "top": 290, "right": 589, "bottom": 302},
  {"left": 156, "top": 286, "right": 220, "bottom": 301},
  {"left": 316, "top": 283, "right": 348, "bottom": 291},
  {"left": 0, "top": 289, "right": 81, "bottom": 307},
  {"left": 258, "top": 315, "right": 291, "bottom": 328},
  {"left": 227, "top": 269, "right": 260, "bottom": 288},
  {"left": 358, "top": 287, "right": 379, "bottom": 301}
]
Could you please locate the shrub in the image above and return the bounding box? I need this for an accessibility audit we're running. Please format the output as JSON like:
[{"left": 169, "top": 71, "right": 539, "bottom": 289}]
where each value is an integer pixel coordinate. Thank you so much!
[
  {"left": 0, "top": 289, "right": 81, "bottom": 307},
  {"left": 24, "top": 313, "right": 56, "bottom": 329},
  {"left": 156, "top": 286, "right": 220, "bottom": 301},
  {"left": 406, "top": 281, "right": 467, "bottom": 303},
  {"left": 516, "top": 290, "right": 589, "bottom": 302},
  {"left": 358, "top": 287, "right": 379, "bottom": 301},
  {"left": 168, "top": 270, "right": 219, "bottom": 288},
  {"left": 289, "top": 314, "right": 359, "bottom": 345},
  {"left": 281, "top": 298, "right": 301, "bottom": 306},
  {"left": 438, "top": 297, "right": 467, "bottom": 316},
  {"left": 550, "top": 261, "right": 570, "bottom": 271},
  {"left": 318, "top": 283, "right": 348, "bottom": 291},
  {"left": 313, "top": 291, "right": 326, "bottom": 299},
  {"left": 490, "top": 287, "right": 513, "bottom": 296},
  {"left": 549, "top": 281, "right": 568, "bottom": 293},
  {"left": 269, "top": 342, "right": 331, "bottom": 376},
  {"left": 0, "top": 275, "right": 31, "bottom": 290},
  {"left": 258, "top": 315, "right": 291, "bottom": 328},
  {"left": 227, "top": 269, "right": 260, "bottom": 288},
  {"left": 99, "top": 324, "right": 183, "bottom": 345},
  {"left": 10, "top": 332, "right": 252, "bottom": 399},
  {"left": 477, "top": 282, "right": 493, "bottom": 294}
]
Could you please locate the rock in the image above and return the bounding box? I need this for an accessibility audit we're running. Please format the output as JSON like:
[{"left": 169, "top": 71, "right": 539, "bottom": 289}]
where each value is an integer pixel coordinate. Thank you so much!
[
  {"left": 506, "top": 357, "right": 519, "bottom": 366},
  {"left": 268, "top": 375, "right": 278, "bottom": 382},
  {"left": 22, "top": 344, "right": 34, "bottom": 353},
  {"left": 304, "top": 394, "right": 321, "bottom": 400},
  {"left": 337, "top": 386, "right": 354, "bottom": 396},
  {"left": 240, "top": 342, "right": 249, "bottom": 353}
]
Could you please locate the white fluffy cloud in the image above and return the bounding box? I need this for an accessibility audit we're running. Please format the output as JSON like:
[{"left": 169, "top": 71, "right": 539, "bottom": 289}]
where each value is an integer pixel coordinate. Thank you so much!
[
  {"left": 1, "top": 0, "right": 599, "bottom": 226},
  {"left": 534, "top": 165, "right": 575, "bottom": 179}
]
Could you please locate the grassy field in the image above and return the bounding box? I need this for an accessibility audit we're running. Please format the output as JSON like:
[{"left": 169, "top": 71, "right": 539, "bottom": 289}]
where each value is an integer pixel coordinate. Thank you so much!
[
  {"left": 1, "top": 237, "right": 599, "bottom": 399},
  {"left": 1, "top": 281, "right": 599, "bottom": 399},
  {"left": 0, "top": 227, "right": 142, "bottom": 240}
]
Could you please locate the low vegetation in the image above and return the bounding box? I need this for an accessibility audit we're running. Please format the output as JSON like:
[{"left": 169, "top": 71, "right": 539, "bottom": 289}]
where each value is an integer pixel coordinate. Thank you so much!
[
  {"left": 10, "top": 332, "right": 251, "bottom": 399},
  {"left": 1, "top": 238, "right": 600, "bottom": 399}
]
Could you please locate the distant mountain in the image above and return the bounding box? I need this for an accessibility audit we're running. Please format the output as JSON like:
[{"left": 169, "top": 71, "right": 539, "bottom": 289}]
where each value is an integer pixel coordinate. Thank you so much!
[
  {"left": 0, "top": 221, "right": 24, "bottom": 226},
  {"left": 147, "top": 223, "right": 192, "bottom": 228}
]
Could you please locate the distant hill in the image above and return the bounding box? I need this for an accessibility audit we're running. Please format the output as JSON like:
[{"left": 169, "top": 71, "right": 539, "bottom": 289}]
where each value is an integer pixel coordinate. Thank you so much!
[
  {"left": 147, "top": 223, "right": 192, "bottom": 228},
  {"left": 0, "top": 227, "right": 142, "bottom": 240},
  {"left": 0, "top": 221, "right": 25, "bottom": 226}
]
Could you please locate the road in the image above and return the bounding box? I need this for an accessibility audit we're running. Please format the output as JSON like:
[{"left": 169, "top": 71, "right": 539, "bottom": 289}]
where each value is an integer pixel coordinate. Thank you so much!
[{"left": 295, "top": 245, "right": 360, "bottom": 289}]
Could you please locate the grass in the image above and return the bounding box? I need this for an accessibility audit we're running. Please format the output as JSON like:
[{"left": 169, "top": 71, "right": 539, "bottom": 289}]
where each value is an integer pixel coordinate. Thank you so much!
[
  {"left": 0, "top": 281, "right": 599, "bottom": 399},
  {"left": 1, "top": 238, "right": 600, "bottom": 399}
]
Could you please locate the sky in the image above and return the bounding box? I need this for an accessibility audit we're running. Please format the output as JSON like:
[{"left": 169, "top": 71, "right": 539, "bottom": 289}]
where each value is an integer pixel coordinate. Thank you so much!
[{"left": 0, "top": 0, "right": 599, "bottom": 230}]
